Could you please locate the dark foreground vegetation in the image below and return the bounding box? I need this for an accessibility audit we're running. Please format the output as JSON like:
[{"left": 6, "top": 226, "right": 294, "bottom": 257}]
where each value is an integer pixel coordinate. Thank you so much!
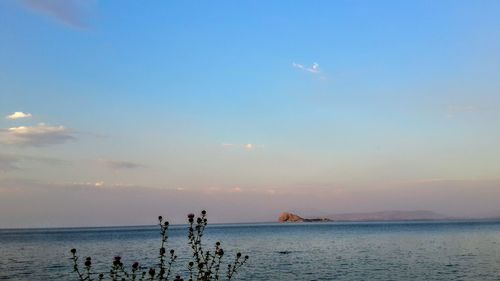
[{"left": 70, "top": 211, "right": 248, "bottom": 281}]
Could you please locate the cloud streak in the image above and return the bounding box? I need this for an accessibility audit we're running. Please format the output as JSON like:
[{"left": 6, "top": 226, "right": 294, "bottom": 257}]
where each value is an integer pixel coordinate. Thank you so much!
[
  {"left": 6, "top": 112, "right": 32, "bottom": 120},
  {"left": 0, "top": 153, "right": 63, "bottom": 172},
  {"left": 293, "top": 62, "right": 321, "bottom": 74},
  {"left": 20, "top": 0, "right": 94, "bottom": 29},
  {"left": 0, "top": 123, "right": 75, "bottom": 147},
  {"left": 99, "top": 159, "right": 145, "bottom": 170}
]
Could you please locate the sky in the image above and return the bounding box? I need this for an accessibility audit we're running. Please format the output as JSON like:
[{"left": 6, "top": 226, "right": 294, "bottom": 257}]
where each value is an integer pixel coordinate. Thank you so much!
[{"left": 1, "top": 0, "right": 500, "bottom": 228}]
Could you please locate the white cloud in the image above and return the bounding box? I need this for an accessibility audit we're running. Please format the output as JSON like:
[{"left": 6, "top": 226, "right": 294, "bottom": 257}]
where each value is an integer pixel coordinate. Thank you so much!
[
  {"left": 221, "top": 143, "right": 261, "bottom": 150},
  {"left": 293, "top": 62, "right": 321, "bottom": 74},
  {"left": 0, "top": 123, "right": 75, "bottom": 146},
  {"left": 6, "top": 112, "right": 32, "bottom": 120}
]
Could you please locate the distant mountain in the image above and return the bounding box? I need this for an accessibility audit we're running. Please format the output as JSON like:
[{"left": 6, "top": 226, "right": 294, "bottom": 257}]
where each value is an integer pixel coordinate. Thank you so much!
[
  {"left": 326, "top": 210, "right": 448, "bottom": 221},
  {"left": 278, "top": 210, "right": 449, "bottom": 223},
  {"left": 475, "top": 210, "right": 500, "bottom": 220}
]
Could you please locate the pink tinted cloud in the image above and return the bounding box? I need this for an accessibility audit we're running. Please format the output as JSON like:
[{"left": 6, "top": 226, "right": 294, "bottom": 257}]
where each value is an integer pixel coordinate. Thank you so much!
[
  {"left": 2, "top": 178, "right": 500, "bottom": 228},
  {"left": 21, "top": 0, "right": 95, "bottom": 29}
]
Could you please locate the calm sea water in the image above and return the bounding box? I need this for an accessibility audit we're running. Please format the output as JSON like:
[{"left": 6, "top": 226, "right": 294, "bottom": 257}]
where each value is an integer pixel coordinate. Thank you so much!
[{"left": 1, "top": 220, "right": 500, "bottom": 280}]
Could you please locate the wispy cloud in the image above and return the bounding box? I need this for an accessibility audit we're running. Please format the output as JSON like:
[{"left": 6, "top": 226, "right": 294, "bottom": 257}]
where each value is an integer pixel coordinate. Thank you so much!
[
  {"left": 99, "top": 159, "right": 145, "bottom": 170},
  {"left": 20, "top": 0, "right": 95, "bottom": 29},
  {"left": 0, "top": 123, "right": 75, "bottom": 147},
  {"left": 71, "top": 181, "right": 108, "bottom": 188},
  {"left": 446, "top": 105, "right": 488, "bottom": 118},
  {"left": 6, "top": 112, "right": 32, "bottom": 120},
  {"left": 293, "top": 62, "right": 321, "bottom": 74},
  {"left": 0, "top": 154, "right": 20, "bottom": 172},
  {"left": 0, "top": 153, "right": 63, "bottom": 172},
  {"left": 229, "top": 187, "right": 242, "bottom": 193}
]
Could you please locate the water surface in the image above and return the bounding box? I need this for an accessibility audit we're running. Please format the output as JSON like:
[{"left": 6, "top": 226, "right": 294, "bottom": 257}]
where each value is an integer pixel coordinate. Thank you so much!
[{"left": 1, "top": 220, "right": 500, "bottom": 280}]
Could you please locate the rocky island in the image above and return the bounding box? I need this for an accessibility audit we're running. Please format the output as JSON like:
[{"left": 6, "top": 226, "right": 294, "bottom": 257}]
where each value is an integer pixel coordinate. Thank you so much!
[{"left": 278, "top": 212, "right": 332, "bottom": 223}]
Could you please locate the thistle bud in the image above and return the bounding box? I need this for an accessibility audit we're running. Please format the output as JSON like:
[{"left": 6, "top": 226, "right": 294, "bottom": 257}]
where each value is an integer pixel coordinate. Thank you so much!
[
  {"left": 148, "top": 268, "right": 155, "bottom": 277},
  {"left": 132, "top": 262, "right": 139, "bottom": 269}
]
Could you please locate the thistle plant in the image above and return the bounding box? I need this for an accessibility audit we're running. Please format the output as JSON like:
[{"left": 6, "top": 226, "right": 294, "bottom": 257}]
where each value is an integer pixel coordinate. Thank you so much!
[{"left": 70, "top": 211, "right": 248, "bottom": 281}]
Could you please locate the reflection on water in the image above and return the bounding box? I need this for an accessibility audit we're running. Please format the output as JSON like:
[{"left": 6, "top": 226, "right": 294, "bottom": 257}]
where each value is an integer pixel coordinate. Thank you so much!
[{"left": 1, "top": 221, "right": 500, "bottom": 280}]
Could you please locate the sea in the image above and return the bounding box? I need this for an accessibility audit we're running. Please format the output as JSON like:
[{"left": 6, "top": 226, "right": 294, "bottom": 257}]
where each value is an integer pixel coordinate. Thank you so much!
[{"left": 1, "top": 220, "right": 500, "bottom": 280}]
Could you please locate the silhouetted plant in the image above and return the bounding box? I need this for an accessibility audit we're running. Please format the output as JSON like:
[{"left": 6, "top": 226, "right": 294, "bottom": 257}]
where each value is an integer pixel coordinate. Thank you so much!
[{"left": 70, "top": 211, "right": 248, "bottom": 281}]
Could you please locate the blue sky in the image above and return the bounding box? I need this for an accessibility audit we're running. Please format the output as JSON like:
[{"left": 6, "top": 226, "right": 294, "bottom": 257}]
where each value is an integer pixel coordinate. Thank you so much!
[{"left": 1, "top": 0, "right": 500, "bottom": 227}]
